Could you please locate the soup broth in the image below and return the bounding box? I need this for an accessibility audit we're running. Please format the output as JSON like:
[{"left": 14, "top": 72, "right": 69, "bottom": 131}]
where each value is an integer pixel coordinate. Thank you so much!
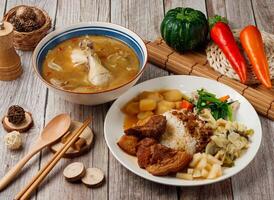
[{"left": 42, "top": 35, "right": 140, "bottom": 92}]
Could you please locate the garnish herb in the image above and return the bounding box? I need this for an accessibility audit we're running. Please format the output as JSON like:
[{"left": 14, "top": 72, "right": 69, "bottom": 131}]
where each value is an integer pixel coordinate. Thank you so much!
[{"left": 196, "top": 89, "right": 233, "bottom": 121}]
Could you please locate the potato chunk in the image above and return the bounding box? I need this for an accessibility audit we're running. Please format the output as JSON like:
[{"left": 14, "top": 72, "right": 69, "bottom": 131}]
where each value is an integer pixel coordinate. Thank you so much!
[
  {"left": 125, "top": 102, "right": 139, "bottom": 115},
  {"left": 162, "top": 90, "right": 183, "bottom": 102},
  {"left": 175, "top": 101, "right": 182, "bottom": 109},
  {"left": 138, "top": 91, "right": 163, "bottom": 102},
  {"left": 156, "top": 100, "right": 175, "bottom": 114},
  {"left": 156, "top": 106, "right": 169, "bottom": 115},
  {"left": 117, "top": 135, "right": 139, "bottom": 156},
  {"left": 138, "top": 91, "right": 151, "bottom": 99},
  {"left": 137, "top": 111, "right": 154, "bottom": 120},
  {"left": 139, "top": 99, "right": 157, "bottom": 111}
]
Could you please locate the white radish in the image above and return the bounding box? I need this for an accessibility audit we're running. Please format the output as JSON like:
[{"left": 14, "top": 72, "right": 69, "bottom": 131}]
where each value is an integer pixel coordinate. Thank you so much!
[
  {"left": 189, "top": 152, "right": 202, "bottom": 167},
  {"left": 207, "top": 164, "right": 222, "bottom": 179},
  {"left": 196, "top": 157, "right": 207, "bottom": 170},
  {"left": 176, "top": 173, "right": 193, "bottom": 180},
  {"left": 201, "top": 169, "right": 209, "bottom": 178},
  {"left": 192, "top": 169, "right": 202, "bottom": 178}
]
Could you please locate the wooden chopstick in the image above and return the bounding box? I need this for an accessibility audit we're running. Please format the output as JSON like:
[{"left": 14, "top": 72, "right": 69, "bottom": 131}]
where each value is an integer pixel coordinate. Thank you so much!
[{"left": 14, "top": 117, "right": 92, "bottom": 200}]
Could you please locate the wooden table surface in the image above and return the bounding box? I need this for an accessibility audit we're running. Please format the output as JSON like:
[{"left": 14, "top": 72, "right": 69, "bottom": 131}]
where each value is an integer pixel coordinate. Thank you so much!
[{"left": 0, "top": 0, "right": 273, "bottom": 199}]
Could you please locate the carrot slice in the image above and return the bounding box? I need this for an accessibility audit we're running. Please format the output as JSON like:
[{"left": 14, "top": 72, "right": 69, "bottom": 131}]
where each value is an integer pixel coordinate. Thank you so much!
[
  {"left": 180, "top": 100, "right": 194, "bottom": 110},
  {"left": 219, "top": 95, "right": 230, "bottom": 102}
]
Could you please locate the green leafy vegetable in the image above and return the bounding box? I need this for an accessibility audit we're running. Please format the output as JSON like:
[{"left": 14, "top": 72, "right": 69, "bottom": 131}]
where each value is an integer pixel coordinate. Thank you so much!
[{"left": 195, "top": 89, "right": 233, "bottom": 121}]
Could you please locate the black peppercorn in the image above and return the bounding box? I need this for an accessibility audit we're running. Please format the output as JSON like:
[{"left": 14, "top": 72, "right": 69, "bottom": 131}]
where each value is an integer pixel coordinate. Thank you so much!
[{"left": 7, "top": 105, "right": 26, "bottom": 125}]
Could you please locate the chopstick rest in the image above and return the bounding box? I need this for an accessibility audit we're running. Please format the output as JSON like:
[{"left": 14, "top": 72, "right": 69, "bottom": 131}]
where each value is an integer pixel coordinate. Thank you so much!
[
  {"left": 50, "top": 120, "right": 94, "bottom": 158},
  {"left": 14, "top": 117, "right": 92, "bottom": 200}
]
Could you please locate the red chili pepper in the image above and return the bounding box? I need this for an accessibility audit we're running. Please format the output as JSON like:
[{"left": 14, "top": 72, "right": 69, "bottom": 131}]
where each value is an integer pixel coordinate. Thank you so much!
[
  {"left": 240, "top": 25, "right": 272, "bottom": 88},
  {"left": 209, "top": 16, "right": 247, "bottom": 83}
]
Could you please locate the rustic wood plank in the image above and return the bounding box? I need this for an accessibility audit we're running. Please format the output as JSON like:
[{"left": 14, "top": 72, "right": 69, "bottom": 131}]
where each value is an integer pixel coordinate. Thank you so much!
[
  {"left": 36, "top": 0, "right": 110, "bottom": 200},
  {"left": 109, "top": 1, "right": 175, "bottom": 200},
  {"left": 207, "top": 0, "right": 256, "bottom": 28},
  {"left": 0, "top": 0, "right": 6, "bottom": 16},
  {"left": 113, "top": 0, "right": 169, "bottom": 83},
  {"left": 230, "top": 117, "right": 274, "bottom": 200},
  {"left": 206, "top": 0, "right": 226, "bottom": 17},
  {"left": 0, "top": 1, "right": 272, "bottom": 200},
  {"left": 230, "top": 1, "right": 274, "bottom": 200},
  {"left": 0, "top": 0, "right": 56, "bottom": 200},
  {"left": 164, "top": 1, "right": 233, "bottom": 199},
  {"left": 164, "top": 0, "right": 206, "bottom": 13},
  {"left": 252, "top": 0, "right": 274, "bottom": 33},
  {"left": 223, "top": 0, "right": 255, "bottom": 28},
  {"left": 207, "top": 1, "right": 274, "bottom": 200}
]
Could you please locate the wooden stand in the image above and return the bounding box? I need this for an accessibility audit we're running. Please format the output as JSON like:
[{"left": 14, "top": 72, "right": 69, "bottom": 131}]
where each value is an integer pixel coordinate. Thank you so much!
[
  {"left": 0, "top": 22, "right": 22, "bottom": 81},
  {"left": 49, "top": 121, "right": 94, "bottom": 158}
]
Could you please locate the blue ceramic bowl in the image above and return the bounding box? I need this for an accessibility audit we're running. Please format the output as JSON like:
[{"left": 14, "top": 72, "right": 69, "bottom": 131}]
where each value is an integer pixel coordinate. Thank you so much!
[{"left": 33, "top": 22, "right": 148, "bottom": 105}]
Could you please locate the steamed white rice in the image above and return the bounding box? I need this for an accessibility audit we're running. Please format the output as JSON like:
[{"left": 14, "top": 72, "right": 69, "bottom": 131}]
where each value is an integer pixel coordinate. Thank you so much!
[{"left": 160, "top": 110, "right": 196, "bottom": 155}]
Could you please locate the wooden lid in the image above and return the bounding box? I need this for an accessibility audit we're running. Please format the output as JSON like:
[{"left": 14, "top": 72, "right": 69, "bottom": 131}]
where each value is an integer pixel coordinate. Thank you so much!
[{"left": 0, "top": 21, "right": 13, "bottom": 37}]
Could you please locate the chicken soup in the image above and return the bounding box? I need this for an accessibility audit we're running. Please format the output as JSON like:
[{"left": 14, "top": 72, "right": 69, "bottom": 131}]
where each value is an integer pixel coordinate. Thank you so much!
[{"left": 42, "top": 35, "right": 140, "bottom": 92}]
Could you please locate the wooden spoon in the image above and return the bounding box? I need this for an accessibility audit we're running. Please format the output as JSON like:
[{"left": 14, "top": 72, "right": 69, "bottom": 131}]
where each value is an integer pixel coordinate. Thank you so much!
[{"left": 0, "top": 113, "right": 71, "bottom": 191}]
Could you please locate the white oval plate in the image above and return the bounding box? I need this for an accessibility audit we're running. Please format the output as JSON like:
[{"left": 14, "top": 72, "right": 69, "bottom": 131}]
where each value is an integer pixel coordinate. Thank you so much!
[{"left": 104, "top": 75, "right": 262, "bottom": 186}]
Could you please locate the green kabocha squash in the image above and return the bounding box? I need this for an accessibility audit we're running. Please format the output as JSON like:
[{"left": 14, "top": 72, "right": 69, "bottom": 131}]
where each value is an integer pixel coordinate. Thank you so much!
[{"left": 161, "top": 7, "right": 209, "bottom": 52}]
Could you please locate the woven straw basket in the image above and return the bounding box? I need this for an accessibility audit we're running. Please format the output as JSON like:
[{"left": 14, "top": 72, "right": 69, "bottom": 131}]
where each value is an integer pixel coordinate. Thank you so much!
[
  {"left": 206, "top": 29, "right": 274, "bottom": 85},
  {"left": 3, "top": 5, "right": 51, "bottom": 51}
]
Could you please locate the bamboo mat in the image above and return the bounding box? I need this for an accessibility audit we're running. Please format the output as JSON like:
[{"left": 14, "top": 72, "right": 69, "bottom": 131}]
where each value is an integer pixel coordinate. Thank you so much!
[{"left": 145, "top": 38, "right": 274, "bottom": 120}]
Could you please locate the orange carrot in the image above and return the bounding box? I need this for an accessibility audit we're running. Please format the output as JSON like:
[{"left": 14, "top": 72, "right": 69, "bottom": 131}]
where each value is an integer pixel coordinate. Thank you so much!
[
  {"left": 240, "top": 25, "right": 272, "bottom": 88},
  {"left": 219, "top": 95, "right": 230, "bottom": 102},
  {"left": 180, "top": 100, "right": 193, "bottom": 110}
]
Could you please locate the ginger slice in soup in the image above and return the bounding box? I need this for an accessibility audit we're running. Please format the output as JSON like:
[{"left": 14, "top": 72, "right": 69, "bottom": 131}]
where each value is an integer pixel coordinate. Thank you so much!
[{"left": 48, "top": 60, "right": 63, "bottom": 71}]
